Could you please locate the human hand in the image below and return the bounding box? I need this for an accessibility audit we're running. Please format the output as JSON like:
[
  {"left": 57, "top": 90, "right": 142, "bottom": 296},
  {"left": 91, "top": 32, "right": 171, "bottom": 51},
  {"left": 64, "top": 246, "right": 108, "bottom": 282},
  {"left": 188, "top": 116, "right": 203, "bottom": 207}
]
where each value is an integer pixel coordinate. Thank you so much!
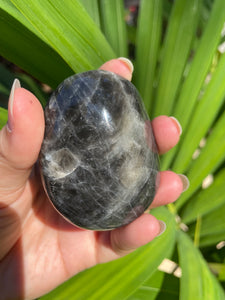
[{"left": 0, "top": 58, "right": 188, "bottom": 300}]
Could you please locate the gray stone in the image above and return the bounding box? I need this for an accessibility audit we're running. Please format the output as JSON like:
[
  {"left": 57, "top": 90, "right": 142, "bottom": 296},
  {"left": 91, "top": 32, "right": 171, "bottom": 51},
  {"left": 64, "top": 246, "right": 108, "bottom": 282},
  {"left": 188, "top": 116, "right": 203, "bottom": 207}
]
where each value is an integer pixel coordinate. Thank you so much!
[{"left": 39, "top": 70, "right": 159, "bottom": 230}]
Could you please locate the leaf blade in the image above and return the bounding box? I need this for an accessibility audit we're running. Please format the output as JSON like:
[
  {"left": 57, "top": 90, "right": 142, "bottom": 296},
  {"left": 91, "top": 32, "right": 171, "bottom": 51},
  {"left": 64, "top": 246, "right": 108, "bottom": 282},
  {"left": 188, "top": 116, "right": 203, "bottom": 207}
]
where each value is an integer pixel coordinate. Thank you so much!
[
  {"left": 161, "top": 0, "right": 225, "bottom": 170},
  {"left": 0, "top": 107, "right": 8, "bottom": 130},
  {"left": 172, "top": 52, "right": 225, "bottom": 174},
  {"left": 153, "top": 0, "right": 202, "bottom": 117},
  {"left": 189, "top": 202, "right": 225, "bottom": 238},
  {"left": 176, "top": 110, "right": 225, "bottom": 209},
  {"left": 198, "top": 231, "right": 225, "bottom": 248},
  {"left": 178, "top": 231, "right": 225, "bottom": 300},
  {"left": 79, "top": 0, "right": 100, "bottom": 27},
  {"left": 134, "top": 0, "right": 163, "bottom": 115},
  {"left": 181, "top": 168, "right": 225, "bottom": 224},
  {"left": 128, "top": 270, "right": 179, "bottom": 300},
  {"left": 11, "top": 0, "right": 115, "bottom": 73},
  {"left": 0, "top": 3, "right": 73, "bottom": 87},
  {"left": 99, "top": 0, "right": 128, "bottom": 57}
]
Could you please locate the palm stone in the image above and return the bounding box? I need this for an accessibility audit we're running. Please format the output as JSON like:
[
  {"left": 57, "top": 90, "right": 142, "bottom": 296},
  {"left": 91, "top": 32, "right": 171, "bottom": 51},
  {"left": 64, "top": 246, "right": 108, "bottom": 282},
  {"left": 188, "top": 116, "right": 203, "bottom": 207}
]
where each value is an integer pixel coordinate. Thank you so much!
[{"left": 39, "top": 70, "right": 159, "bottom": 230}]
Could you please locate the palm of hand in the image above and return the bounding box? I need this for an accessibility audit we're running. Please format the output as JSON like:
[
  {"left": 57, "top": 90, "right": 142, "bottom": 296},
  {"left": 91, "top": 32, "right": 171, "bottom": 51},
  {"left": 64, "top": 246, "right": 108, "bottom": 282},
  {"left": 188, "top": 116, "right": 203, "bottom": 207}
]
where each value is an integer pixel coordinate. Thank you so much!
[{"left": 1, "top": 169, "right": 122, "bottom": 299}]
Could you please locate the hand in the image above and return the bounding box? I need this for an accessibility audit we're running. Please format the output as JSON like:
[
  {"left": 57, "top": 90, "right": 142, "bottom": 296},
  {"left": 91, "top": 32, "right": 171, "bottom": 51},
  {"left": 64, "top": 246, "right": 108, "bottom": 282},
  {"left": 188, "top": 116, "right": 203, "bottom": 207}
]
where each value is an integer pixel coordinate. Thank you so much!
[{"left": 0, "top": 58, "right": 188, "bottom": 300}]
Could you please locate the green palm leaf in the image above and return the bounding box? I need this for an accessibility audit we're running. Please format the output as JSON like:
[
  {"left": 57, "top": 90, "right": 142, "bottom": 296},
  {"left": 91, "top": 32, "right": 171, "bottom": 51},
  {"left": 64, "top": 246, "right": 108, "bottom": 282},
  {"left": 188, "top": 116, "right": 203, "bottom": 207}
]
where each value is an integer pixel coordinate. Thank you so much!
[
  {"left": 189, "top": 202, "right": 225, "bottom": 239},
  {"left": 1, "top": 0, "right": 225, "bottom": 299},
  {"left": 178, "top": 231, "right": 225, "bottom": 300},
  {"left": 181, "top": 168, "right": 225, "bottom": 224},
  {"left": 172, "top": 51, "right": 225, "bottom": 174},
  {"left": 0, "top": 107, "right": 8, "bottom": 129},
  {"left": 129, "top": 270, "right": 179, "bottom": 300},
  {"left": 176, "top": 111, "right": 225, "bottom": 209},
  {"left": 11, "top": 0, "right": 115, "bottom": 73},
  {"left": 153, "top": 0, "right": 202, "bottom": 117},
  {"left": 99, "top": 0, "right": 128, "bottom": 57},
  {"left": 134, "top": 0, "right": 163, "bottom": 114},
  {"left": 161, "top": 0, "right": 225, "bottom": 170},
  {"left": 0, "top": 2, "right": 73, "bottom": 87},
  {"left": 79, "top": 0, "right": 100, "bottom": 27}
]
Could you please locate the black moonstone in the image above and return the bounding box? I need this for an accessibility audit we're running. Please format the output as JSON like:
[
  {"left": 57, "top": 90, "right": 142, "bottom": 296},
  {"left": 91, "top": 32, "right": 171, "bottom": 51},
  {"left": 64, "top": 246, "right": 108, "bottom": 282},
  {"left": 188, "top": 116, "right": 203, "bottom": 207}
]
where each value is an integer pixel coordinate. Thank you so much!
[{"left": 39, "top": 70, "right": 159, "bottom": 230}]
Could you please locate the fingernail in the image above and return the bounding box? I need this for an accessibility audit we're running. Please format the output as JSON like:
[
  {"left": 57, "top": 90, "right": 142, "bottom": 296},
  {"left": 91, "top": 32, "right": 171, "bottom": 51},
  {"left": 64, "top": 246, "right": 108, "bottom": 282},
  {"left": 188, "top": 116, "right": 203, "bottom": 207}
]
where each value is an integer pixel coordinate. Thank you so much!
[
  {"left": 118, "top": 57, "right": 134, "bottom": 73},
  {"left": 178, "top": 174, "right": 190, "bottom": 192},
  {"left": 157, "top": 220, "right": 166, "bottom": 237},
  {"left": 7, "top": 79, "right": 21, "bottom": 132},
  {"left": 170, "top": 116, "right": 182, "bottom": 135}
]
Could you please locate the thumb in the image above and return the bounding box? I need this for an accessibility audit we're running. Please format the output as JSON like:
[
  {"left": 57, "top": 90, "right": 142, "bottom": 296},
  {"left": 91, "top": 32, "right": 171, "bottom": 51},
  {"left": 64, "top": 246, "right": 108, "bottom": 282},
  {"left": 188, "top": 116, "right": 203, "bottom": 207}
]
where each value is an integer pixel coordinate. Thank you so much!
[{"left": 0, "top": 79, "right": 44, "bottom": 201}]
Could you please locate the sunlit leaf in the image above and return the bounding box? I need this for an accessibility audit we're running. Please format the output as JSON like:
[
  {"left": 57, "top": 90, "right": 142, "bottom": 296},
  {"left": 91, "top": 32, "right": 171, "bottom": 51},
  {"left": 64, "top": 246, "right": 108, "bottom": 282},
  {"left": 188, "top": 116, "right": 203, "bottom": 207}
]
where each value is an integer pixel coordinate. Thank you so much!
[
  {"left": 0, "top": 107, "right": 8, "bottom": 129},
  {"left": 11, "top": 0, "right": 115, "bottom": 73},
  {"left": 153, "top": 0, "right": 202, "bottom": 117},
  {"left": 161, "top": 0, "right": 225, "bottom": 170},
  {"left": 1, "top": 1, "right": 225, "bottom": 299},
  {"left": 172, "top": 52, "right": 225, "bottom": 174},
  {"left": 79, "top": 0, "right": 100, "bottom": 27},
  {"left": 178, "top": 231, "right": 225, "bottom": 300},
  {"left": 198, "top": 231, "right": 225, "bottom": 248},
  {"left": 188, "top": 202, "right": 225, "bottom": 238},
  {"left": 176, "top": 111, "right": 225, "bottom": 209},
  {"left": 209, "top": 263, "right": 225, "bottom": 282},
  {"left": 99, "top": 0, "right": 128, "bottom": 57},
  {"left": 181, "top": 168, "right": 225, "bottom": 224},
  {"left": 128, "top": 270, "right": 179, "bottom": 300},
  {"left": 134, "top": 0, "right": 163, "bottom": 114},
  {"left": 0, "top": 1, "right": 73, "bottom": 87}
]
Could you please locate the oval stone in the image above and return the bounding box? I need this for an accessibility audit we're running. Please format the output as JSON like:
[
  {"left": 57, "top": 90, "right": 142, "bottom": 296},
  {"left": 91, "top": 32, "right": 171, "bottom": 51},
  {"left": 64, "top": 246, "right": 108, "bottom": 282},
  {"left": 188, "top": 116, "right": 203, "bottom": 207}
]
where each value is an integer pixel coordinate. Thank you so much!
[{"left": 39, "top": 70, "right": 159, "bottom": 230}]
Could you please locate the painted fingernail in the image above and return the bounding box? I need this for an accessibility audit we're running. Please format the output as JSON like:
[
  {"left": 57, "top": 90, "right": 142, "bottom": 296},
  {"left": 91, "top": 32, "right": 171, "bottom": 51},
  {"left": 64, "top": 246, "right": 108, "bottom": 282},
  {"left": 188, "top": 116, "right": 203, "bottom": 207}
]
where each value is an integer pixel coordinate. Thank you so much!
[
  {"left": 118, "top": 57, "right": 134, "bottom": 73},
  {"left": 178, "top": 174, "right": 190, "bottom": 192},
  {"left": 157, "top": 220, "right": 166, "bottom": 237},
  {"left": 7, "top": 79, "right": 21, "bottom": 132},
  {"left": 170, "top": 116, "right": 182, "bottom": 136}
]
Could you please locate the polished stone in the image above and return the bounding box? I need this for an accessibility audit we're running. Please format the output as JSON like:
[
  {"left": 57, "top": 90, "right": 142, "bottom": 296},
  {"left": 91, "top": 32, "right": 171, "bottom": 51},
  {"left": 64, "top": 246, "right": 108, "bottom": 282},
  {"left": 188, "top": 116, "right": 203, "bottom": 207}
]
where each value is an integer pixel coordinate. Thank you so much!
[{"left": 39, "top": 70, "right": 159, "bottom": 230}]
